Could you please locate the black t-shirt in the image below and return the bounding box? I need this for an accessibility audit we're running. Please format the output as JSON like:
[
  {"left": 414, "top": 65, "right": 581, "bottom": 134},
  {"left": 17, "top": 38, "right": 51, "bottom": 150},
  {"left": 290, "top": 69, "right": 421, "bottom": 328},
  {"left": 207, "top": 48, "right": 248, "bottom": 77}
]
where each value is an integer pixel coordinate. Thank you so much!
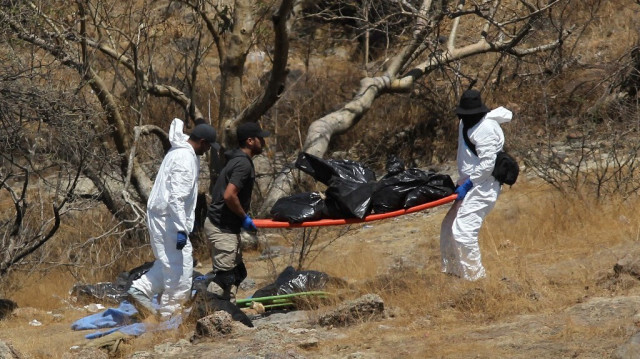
[{"left": 207, "top": 149, "right": 255, "bottom": 234}]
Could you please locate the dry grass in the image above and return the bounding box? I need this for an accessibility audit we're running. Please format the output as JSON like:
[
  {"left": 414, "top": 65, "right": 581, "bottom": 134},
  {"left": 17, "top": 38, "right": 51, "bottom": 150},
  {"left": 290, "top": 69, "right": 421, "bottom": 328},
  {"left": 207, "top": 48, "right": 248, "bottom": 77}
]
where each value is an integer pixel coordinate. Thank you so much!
[{"left": 305, "top": 178, "right": 640, "bottom": 328}]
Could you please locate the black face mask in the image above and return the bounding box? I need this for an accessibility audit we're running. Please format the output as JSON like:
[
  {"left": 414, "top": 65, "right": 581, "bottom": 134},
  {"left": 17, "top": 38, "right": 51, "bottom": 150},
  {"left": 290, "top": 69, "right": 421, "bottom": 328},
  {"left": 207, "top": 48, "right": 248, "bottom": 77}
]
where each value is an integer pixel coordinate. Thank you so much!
[{"left": 458, "top": 112, "right": 486, "bottom": 130}]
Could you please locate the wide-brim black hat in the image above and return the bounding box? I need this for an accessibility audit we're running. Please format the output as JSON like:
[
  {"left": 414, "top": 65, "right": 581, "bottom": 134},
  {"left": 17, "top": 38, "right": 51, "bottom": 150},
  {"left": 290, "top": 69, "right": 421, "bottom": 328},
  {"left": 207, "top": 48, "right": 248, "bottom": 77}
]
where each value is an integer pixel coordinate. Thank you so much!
[{"left": 455, "top": 89, "right": 490, "bottom": 115}]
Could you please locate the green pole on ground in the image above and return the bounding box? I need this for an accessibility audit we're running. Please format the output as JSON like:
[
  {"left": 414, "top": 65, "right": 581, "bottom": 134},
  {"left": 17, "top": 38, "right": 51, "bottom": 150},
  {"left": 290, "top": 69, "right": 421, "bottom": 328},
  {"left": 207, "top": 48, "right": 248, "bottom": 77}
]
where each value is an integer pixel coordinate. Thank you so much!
[
  {"left": 236, "top": 291, "right": 331, "bottom": 307},
  {"left": 262, "top": 302, "right": 295, "bottom": 309}
]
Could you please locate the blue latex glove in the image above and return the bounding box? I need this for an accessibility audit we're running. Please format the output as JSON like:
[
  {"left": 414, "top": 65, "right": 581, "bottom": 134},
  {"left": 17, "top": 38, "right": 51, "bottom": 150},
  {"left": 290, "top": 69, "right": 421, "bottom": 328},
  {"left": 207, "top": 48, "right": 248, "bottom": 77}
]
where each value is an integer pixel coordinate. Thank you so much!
[
  {"left": 242, "top": 214, "right": 257, "bottom": 232},
  {"left": 455, "top": 178, "right": 473, "bottom": 200},
  {"left": 176, "top": 231, "right": 188, "bottom": 250}
]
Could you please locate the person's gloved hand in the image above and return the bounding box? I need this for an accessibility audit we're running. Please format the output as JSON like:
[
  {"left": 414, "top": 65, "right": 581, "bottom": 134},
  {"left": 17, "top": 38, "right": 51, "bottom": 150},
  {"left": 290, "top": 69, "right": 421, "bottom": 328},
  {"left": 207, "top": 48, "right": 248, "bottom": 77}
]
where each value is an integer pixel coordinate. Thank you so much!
[
  {"left": 242, "top": 214, "right": 257, "bottom": 232},
  {"left": 176, "top": 231, "right": 188, "bottom": 250},
  {"left": 455, "top": 178, "right": 473, "bottom": 200}
]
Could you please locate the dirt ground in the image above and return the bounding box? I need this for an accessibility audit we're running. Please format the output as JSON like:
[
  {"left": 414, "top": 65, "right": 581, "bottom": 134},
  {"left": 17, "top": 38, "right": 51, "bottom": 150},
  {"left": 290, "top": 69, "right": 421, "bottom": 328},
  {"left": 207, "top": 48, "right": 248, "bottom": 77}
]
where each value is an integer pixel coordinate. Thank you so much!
[{"left": 2, "top": 175, "right": 640, "bottom": 358}]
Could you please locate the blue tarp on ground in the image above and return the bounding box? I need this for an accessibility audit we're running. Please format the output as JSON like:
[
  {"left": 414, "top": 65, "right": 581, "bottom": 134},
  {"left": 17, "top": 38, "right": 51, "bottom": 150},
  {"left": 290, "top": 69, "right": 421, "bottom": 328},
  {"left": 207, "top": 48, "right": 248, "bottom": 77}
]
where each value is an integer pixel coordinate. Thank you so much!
[{"left": 71, "top": 300, "right": 181, "bottom": 339}]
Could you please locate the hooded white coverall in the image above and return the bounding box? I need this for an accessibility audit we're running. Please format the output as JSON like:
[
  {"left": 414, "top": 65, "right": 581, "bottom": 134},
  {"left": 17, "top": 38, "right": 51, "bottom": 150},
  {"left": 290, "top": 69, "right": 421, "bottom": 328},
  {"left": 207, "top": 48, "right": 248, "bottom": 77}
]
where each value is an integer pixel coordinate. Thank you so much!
[
  {"left": 130, "top": 119, "right": 198, "bottom": 317},
  {"left": 440, "top": 107, "right": 512, "bottom": 281}
]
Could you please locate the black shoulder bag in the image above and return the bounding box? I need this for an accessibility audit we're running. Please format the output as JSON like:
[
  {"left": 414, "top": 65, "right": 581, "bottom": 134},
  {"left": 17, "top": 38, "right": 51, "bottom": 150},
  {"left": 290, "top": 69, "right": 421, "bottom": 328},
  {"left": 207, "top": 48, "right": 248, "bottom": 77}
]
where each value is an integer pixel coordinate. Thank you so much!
[{"left": 462, "top": 127, "right": 519, "bottom": 186}]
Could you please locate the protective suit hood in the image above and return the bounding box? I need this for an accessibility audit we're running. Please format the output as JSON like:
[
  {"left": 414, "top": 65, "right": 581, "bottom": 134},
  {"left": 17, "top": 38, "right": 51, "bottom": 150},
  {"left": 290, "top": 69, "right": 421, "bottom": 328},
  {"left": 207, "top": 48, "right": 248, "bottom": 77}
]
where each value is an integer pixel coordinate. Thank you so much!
[
  {"left": 168, "top": 118, "right": 192, "bottom": 150},
  {"left": 484, "top": 107, "right": 512, "bottom": 124}
]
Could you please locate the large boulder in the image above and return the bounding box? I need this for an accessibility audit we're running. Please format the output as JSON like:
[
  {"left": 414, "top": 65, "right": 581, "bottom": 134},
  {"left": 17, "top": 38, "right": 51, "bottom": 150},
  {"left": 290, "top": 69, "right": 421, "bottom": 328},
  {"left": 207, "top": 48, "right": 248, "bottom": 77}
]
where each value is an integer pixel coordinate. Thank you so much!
[
  {"left": 614, "top": 254, "right": 640, "bottom": 279},
  {"left": 195, "top": 311, "right": 233, "bottom": 337}
]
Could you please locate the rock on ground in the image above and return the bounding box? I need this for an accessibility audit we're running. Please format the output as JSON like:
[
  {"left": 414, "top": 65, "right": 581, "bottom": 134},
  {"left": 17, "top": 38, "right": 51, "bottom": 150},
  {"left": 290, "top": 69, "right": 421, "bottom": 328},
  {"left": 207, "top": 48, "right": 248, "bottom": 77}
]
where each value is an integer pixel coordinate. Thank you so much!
[
  {"left": 317, "top": 294, "right": 384, "bottom": 327},
  {"left": 0, "top": 341, "right": 25, "bottom": 359},
  {"left": 196, "top": 311, "right": 234, "bottom": 337}
]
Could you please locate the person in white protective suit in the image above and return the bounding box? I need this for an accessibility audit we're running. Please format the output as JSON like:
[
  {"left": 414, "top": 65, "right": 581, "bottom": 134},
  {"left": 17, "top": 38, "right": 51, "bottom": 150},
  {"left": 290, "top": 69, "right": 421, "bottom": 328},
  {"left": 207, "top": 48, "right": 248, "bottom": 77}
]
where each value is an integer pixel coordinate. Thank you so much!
[
  {"left": 439, "top": 89, "right": 512, "bottom": 281},
  {"left": 128, "top": 118, "right": 219, "bottom": 318}
]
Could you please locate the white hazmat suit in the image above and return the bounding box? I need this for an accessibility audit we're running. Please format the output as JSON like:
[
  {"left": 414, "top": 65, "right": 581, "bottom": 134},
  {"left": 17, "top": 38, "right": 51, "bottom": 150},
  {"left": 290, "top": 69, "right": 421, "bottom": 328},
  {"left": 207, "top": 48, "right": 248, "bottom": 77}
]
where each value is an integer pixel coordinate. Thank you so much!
[
  {"left": 440, "top": 107, "right": 512, "bottom": 281},
  {"left": 130, "top": 118, "right": 198, "bottom": 317}
]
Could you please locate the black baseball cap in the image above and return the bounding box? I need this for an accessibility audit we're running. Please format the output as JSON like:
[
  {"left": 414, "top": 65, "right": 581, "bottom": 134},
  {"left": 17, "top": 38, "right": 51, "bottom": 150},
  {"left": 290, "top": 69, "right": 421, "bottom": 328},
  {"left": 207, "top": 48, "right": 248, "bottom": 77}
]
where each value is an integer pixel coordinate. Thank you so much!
[
  {"left": 191, "top": 123, "right": 221, "bottom": 150},
  {"left": 237, "top": 122, "right": 270, "bottom": 143}
]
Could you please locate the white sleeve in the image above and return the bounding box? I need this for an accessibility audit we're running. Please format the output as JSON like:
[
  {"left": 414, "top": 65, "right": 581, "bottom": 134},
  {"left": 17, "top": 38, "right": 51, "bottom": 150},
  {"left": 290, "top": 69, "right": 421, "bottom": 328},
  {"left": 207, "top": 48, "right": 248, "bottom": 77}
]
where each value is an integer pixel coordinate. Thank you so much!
[{"left": 469, "top": 123, "right": 504, "bottom": 183}]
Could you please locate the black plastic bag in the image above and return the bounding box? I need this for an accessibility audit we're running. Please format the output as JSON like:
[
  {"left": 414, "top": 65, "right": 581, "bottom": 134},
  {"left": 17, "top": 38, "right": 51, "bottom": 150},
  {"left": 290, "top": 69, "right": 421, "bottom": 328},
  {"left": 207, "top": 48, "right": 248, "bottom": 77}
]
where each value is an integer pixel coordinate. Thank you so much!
[
  {"left": 70, "top": 261, "right": 155, "bottom": 304},
  {"left": 295, "top": 152, "right": 376, "bottom": 219},
  {"left": 324, "top": 176, "right": 376, "bottom": 219},
  {"left": 252, "top": 266, "right": 330, "bottom": 298},
  {"left": 372, "top": 169, "right": 455, "bottom": 213},
  {"left": 371, "top": 169, "right": 432, "bottom": 213},
  {"left": 404, "top": 173, "right": 455, "bottom": 207},
  {"left": 112, "top": 261, "right": 154, "bottom": 292},
  {"left": 382, "top": 154, "right": 405, "bottom": 179},
  {"left": 295, "top": 152, "right": 376, "bottom": 185},
  {"left": 70, "top": 282, "right": 129, "bottom": 304},
  {"left": 270, "top": 192, "right": 326, "bottom": 223}
]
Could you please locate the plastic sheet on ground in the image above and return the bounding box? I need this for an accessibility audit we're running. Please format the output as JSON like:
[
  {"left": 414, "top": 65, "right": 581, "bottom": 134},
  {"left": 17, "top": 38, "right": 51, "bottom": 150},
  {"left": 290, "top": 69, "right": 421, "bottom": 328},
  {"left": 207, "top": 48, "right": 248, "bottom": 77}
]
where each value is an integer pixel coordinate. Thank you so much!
[{"left": 70, "top": 300, "right": 182, "bottom": 339}]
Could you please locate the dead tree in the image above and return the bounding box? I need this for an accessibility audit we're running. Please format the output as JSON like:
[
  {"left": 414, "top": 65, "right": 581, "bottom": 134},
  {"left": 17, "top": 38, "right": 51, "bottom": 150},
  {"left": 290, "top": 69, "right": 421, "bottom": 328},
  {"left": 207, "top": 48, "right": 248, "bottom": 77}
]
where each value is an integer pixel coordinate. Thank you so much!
[
  {"left": 0, "top": 78, "right": 106, "bottom": 279},
  {"left": 259, "top": 0, "right": 575, "bottom": 213}
]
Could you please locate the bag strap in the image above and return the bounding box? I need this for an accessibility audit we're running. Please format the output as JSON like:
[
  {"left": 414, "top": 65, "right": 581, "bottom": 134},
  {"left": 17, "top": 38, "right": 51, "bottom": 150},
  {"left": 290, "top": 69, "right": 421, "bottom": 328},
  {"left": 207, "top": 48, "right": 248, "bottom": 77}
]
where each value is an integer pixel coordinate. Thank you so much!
[{"left": 462, "top": 124, "right": 478, "bottom": 157}]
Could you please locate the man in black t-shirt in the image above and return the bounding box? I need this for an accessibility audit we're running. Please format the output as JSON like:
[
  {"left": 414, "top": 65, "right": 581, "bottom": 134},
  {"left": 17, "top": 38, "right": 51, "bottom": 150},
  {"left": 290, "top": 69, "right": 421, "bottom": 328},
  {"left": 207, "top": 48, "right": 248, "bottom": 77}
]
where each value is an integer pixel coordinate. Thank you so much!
[{"left": 204, "top": 122, "right": 270, "bottom": 303}]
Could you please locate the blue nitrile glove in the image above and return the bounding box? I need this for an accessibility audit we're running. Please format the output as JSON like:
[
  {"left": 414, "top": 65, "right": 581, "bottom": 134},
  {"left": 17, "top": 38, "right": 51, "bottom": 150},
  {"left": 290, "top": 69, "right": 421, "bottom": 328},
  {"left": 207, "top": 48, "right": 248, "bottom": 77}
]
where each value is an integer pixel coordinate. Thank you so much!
[
  {"left": 242, "top": 214, "right": 257, "bottom": 232},
  {"left": 455, "top": 178, "right": 473, "bottom": 200},
  {"left": 176, "top": 231, "right": 188, "bottom": 250}
]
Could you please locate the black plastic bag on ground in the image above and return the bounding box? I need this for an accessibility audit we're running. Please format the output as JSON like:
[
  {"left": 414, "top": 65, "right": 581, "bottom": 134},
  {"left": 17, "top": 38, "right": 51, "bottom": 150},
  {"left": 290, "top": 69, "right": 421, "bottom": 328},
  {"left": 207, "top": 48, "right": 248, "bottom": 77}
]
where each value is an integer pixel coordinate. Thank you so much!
[
  {"left": 404, "top": 173, "right": 455, "bottom": 208},
  {"left": 252, "top": 266, "right": 330, "bottom": 298},
  {"left": 270, "top": 192, "right": 326, "bottom": 223},
  {"left": 70, "top": 261, "right": 155, "bottom": 304},
  {"left": 70, "top": 282, "right": 129, "bottom": 304},
  {"left": 112, "top": 261, "right": 154, "bottom": 292}
]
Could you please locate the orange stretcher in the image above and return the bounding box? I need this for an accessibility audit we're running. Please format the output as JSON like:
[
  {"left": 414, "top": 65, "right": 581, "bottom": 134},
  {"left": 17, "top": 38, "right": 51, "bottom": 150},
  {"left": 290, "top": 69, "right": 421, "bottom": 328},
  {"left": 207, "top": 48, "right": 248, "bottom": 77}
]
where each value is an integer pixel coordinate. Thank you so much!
[{"left": 253, "top": 193, "right": 458, "bottom": 228}]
